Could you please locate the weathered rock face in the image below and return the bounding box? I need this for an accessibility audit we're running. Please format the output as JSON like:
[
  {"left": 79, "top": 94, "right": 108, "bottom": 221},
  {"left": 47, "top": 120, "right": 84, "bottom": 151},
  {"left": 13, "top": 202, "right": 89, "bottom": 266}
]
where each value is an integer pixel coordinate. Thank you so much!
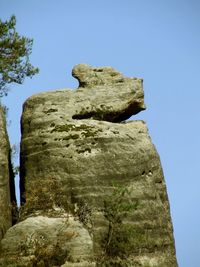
[
  {"left": 0, "top": 107, "right": 16, "bottom": 242},
  {"left": 0, "top": 64, "right": 178, "bottom": 266},
  {"left": 1, "top": 215, "right": 93, "bottom": 266}
]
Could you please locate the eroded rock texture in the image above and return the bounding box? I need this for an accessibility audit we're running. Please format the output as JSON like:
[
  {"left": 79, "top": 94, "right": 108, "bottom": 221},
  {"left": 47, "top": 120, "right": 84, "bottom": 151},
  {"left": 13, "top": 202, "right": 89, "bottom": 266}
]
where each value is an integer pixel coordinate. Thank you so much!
[
  {"left": 0, "top": 107, "right": 16, "bottom": 242},
  {"left": 0, "top": 64, "right": 178, "bottom": 266}
]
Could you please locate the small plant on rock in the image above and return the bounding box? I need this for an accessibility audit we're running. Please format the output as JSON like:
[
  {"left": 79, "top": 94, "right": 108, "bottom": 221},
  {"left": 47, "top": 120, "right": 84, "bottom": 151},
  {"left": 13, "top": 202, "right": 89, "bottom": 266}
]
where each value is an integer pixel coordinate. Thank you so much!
[{"left": 98, "top": 183, "right": 138, "bottom": 266}]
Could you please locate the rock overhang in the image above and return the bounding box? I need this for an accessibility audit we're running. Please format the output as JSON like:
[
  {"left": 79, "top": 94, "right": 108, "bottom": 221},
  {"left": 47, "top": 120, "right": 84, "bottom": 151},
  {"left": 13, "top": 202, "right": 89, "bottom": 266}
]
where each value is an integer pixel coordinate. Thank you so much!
[{"left": 22, "top": 63, "right": 145, "bottom": 126}]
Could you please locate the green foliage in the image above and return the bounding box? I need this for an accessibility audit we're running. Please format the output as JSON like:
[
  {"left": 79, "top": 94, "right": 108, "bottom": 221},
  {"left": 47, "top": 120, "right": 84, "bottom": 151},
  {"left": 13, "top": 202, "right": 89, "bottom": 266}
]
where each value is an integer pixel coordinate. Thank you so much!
[
  {"left": 0, "top": 15, "right": 39, "bottom": 97},
  {"left": 99, "top": 183, "right": 138, "bottom": 266},
  {"left": 32, "top": 240, "right": 67, "bottom": 267},
  {"left": 98, "top": 257, "right": 131, "bottom": 267},
  {"left": 103, "top": 184, "right": 138, "bottom": 225},
  {"left": 1, "top": 103, "right": 9, "bottom": 116},
  {"left": 74, "top": 200, "right": 92, "bottom": 229},
  {"left": 104, "top": 224, "right": 139, "bottom": 258}
]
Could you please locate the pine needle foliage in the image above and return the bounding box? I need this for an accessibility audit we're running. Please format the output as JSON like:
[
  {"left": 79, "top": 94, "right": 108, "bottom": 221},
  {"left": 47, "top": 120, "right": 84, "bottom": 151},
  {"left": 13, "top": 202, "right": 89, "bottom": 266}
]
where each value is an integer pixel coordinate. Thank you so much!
[{"left": 0, "top": 15, "right": 39, "bottom": 97}]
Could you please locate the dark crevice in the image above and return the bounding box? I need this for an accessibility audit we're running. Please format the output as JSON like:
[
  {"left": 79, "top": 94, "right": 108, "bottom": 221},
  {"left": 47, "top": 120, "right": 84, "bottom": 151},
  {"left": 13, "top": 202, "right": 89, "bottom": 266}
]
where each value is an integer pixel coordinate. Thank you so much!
[
  {"left": 72, "top": 101, "right": 145, "bottom": 123},
  {"left": 19, "top": 157, "right": 26, "bottom": 206},
  {"left": 8, "top": 150, "right": 18, "bottom": 225}
]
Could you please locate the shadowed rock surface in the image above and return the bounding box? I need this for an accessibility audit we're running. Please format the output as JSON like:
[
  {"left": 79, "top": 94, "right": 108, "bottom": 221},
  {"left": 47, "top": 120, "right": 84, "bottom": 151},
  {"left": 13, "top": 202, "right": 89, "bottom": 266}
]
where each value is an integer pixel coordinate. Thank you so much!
[
  {"left": 0, "top": 64, "right": 178, "bottom": 266},
  {"left": 0, "top": 107, "right": 16, "bottom": 242}
]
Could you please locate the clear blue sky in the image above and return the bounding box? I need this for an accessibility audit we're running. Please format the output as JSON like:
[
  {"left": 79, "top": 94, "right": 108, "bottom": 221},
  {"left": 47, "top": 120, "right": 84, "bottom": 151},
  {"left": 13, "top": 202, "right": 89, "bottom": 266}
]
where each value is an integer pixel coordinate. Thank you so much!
[{"left": 0, "top": 1, "right": 200, "bottom": 266}]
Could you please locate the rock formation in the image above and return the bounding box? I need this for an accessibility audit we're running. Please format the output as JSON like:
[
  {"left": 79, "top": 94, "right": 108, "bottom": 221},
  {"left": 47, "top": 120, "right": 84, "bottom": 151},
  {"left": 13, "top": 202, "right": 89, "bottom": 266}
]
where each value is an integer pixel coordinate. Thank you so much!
[
  {"left": 0, "top": 107, "right": 16, "bottom": 242},
  {"left": 0, "top": 64, "right": 178, "bottom": 266}
]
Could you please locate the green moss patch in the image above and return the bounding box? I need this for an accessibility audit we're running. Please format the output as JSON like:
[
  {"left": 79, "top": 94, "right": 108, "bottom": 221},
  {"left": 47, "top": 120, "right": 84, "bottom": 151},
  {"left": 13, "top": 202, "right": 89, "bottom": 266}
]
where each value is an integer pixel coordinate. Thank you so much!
[{"left": 51, "top": 123, "right": 103, "bottom": 139}]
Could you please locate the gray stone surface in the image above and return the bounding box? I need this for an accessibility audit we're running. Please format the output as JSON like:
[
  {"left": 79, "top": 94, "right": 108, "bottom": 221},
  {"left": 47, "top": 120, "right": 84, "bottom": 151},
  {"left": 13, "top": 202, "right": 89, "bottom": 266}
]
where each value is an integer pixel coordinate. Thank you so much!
[{"left": 0, "top": 64, "right": 178, "bottom": 266}]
